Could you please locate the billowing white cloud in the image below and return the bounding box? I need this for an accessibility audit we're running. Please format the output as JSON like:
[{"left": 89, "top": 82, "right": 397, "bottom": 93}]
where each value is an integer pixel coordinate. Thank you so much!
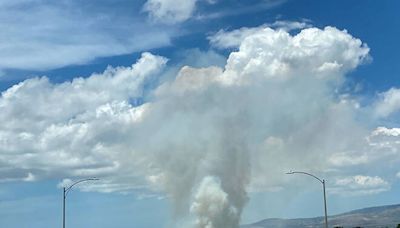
[
  {"left": 220, "top": 26, "right": 369, "bottom": 84},
  {"left": 331, "top": 175, "right": 390, "bottom": 195},
  {"left": 3, "top": 24, "right": 397, "bottom": 227},
  {"left": 0, "top": 52, "right": 167, "bottom": 189}
]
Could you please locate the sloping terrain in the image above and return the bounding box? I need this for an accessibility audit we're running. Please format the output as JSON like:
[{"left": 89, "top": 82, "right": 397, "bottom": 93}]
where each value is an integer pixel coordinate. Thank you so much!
[{"left": 243, "top": 204, "right": 400, "bottom": 228}]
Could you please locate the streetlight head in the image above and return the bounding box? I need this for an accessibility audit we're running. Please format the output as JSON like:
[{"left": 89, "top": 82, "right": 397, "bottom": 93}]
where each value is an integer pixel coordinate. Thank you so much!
[{"left": 286, "top": 170, "right": 294, "bottom": 175}]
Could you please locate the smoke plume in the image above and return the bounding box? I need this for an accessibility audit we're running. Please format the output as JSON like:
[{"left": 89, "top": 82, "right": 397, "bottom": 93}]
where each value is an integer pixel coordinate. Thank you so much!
[
  {"left": 127, "top": 26, "right": 369, "bottom": 227},
  {"left": 0, "top": 26, "right": 372, "bottom": 227}
]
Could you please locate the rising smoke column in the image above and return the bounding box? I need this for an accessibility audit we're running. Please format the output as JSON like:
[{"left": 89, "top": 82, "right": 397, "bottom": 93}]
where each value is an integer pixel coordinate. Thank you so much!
[
  {"left": 191, "top": 176, "right": 241, "bottom": 228},
  {"left": 133, "top": 26, "right": 369, "bottom": 227}
]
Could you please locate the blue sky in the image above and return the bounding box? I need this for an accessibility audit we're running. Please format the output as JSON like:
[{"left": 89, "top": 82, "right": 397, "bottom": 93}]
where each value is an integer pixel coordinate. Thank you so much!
[{"left": 1, "top": 0, "right": 400, "bottom": 227}]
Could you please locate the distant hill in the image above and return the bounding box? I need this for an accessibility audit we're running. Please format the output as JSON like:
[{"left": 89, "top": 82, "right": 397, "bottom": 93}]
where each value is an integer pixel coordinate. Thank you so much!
[{"left": 242, "top": 204, "right": 400, "bottom": 228}]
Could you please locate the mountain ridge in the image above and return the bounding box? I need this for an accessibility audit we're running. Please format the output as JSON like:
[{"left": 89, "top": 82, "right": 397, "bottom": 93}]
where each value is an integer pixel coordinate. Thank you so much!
[{"left": 242, "top": 203, "right": 400, "bottom": 228}]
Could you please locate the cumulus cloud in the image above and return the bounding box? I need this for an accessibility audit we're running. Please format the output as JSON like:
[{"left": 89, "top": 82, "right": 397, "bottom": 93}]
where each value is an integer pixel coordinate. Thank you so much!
[
  {"left": 331, "top": 175, "right": 390, "bottom": 195},
  {"left": 208, "top": 26, "right": 369, "bottom": 84},
  {"left": 367, "top": 127, "right": 400, "bottom": 157},
  {"left": 219, "top": 26, "right": 369, "bottom": 84},
  {"left": 371, "top": 126, "right": 400, "bottom": 137},
  {"left": 0, "top": 52, "right": 167, "bottom": 190},
  {"left": 2, "top": 24, "right": 394, "bottom": 226}
]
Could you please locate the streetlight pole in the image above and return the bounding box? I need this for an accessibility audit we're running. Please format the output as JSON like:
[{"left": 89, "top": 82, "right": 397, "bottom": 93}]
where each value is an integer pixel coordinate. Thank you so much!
[
  {"left": 286, "top": 171, "right": 328, "bottom": 228},
  {"left": 62, "top": 178, "right": 99, "bottom": 228},
  {"left": 63, "top": 187, "right": 66, "bottom": 228}
]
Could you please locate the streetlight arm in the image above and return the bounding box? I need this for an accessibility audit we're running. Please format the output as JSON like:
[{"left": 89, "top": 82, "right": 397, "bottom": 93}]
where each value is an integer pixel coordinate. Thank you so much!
[
  {"left": 286, "top": 171, "right": 323, "bottom": 184},
  {"left": 64, "top": 178, "right": 99, "bottom": 196},
  {"left": 286, "top": 170, "right": 328, "bottom": 228},
  {"left": 62, "top": 177, "right": 99, "bottom": 228}
]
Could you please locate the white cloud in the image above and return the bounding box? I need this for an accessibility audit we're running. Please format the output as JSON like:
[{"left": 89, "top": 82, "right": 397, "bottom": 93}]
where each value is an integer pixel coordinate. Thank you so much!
[
  {"left": 195, "top": 0, "right": 287, "bottom": 21},
  {"left": 0, "top": 0, "right": 173, "bottom": 72},
  {"left": 0, "top": 52, "right": 167, "bottom": 191},
  {"left": 374, "top": 88, "right": 400, "bottom": 117},
  {"left": 220, "top": 26, "right": 369, "bottom": 84},
  {"left": 336, "top": 175, "right": 387, "bottom": 187},
  {"left": 143, "top": 0, "right": 199, "bottom": 24},
  {"left": 367, "top": 127, "right": 400, "bottom": 156},
  {"left": 326, "top": 126, "right": 400, "bottom": 168},
  {"left": 209, "top": 26, "right": 268, "bottom": 49},
  {"left": 329, "top": 152, "right": 370, "bottom": 167},
  {"left": 268, "top": 20, "right": 311, "bottom": 31},
  {"left": 208, "top": 20, "right": 311, "bottom": 49},
  {"left": 397, "top": 172, "right": 400, "bottom": 179},
  {"left": 331, "top": 175, "right": 390, "bottom": 196},
  {"left": 1, "top": 25, "right": 391, "bottom": 226},
  {"left": 371, "top": 126, "right": 400, "bottom": 137}
]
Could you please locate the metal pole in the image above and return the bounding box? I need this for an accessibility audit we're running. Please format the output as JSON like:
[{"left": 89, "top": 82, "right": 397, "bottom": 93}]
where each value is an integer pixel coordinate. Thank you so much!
[
  {"left": 63, "top": 187, "right": 66, "bottom": 228},
  {"left": 286, "top": 171, "right": 328, "bottom": 228},
  {"left": 61, "top": 178, "right": 98, "bottom": 228},
  {"left": 323, "top": 180, "right": 328, "bottom": 228}
]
